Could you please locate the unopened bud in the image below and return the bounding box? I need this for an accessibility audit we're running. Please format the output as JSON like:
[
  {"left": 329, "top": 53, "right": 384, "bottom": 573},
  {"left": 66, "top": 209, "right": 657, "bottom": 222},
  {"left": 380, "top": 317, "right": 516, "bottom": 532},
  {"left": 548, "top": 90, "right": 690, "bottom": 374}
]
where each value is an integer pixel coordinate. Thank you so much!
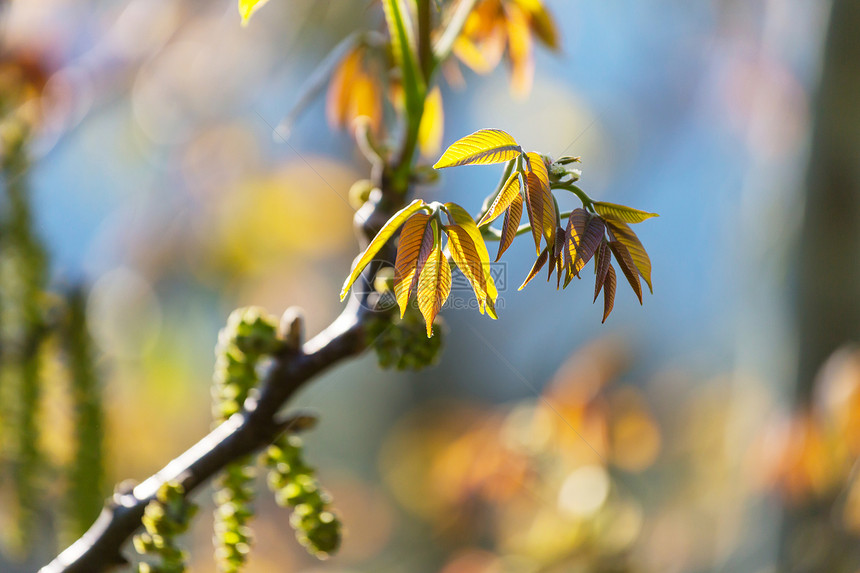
[{"left": 279, "top": 306, "right": 305, "bottom": 351}]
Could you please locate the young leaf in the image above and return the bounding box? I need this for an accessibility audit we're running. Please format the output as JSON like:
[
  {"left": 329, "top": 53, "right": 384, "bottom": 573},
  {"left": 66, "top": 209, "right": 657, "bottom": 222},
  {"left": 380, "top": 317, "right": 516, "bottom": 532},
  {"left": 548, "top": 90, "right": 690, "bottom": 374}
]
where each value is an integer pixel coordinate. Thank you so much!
[
  {"left": 349, "top": 70, "right": 382, "bottom": 133},
  {"left": 564, "top": 208, "right": 590, "bottom": 279},
  {"left": 340, "top": 200, "right": 427, "bottom": 300},
  {"left": 382, "top": 0, "right": 425, "bottom": 116},
  {"left": 550, "top": 226, "right": 566, "bottom": 288},
  {"left": 606, "top": 220, "right": 652, "bottom": 293},
  {"left": 514, "top": 0, "right": 560, "bottom": 49},
  {"left": 433, "top": 129, "right": 523, "bottom": 168},
  {"left": 524, "top": 151, "right": 555, "bottom": 254},
  {"left": 477, "top": 170, "right": 521, "bottom": 227},
  {"left": 496, "top": 193, "right": 524, "bottom": 261},
  {"left": 394, "top": 213, "right": 433, "bottom": 316},
  {"left": 445, "top": 224, "right": 494, "bottom": 318},
  {"left": 326, "top": 48, "right": 362, "bottom": 129},
  {"left": 602, "top": 264, "right": 616, "bottom": 323},
  {"left": 504, "top": 2, "right": 534, "bottom": 98},
  {"left": 239, "top": 0, "right": 270, "bottom": 25},
  {"left": 417, "top": 225, "right": 452, "bottom": 337},
  {"left": 448, "top": 2, "right": 507, "bottom": 73},
  {"left": 518, "top": 246, "right": 548, "bottom": 290},
  {"left": 593, "top": 240, "right": 611, "bottom": 302},
  {"left": 593, "top": 201, "right": 658, "bottom": 224},
  {"left": 571, "top": 214, "right": 605, "bottom": 273},
  {"left": 443, "top": 203, "right": 498, "bottom": 318},
  {"left": 608, "top": 240, "right": 643, "bottom": 304},
  {"left": 418, "top": 86, "right": 444, "bottom": 157}
]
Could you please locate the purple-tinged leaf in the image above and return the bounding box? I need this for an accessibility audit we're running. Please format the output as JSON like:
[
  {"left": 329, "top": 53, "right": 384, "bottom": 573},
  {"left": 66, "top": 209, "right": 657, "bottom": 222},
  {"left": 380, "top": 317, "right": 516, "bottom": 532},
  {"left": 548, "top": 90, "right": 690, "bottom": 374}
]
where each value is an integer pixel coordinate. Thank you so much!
[
  {"left": 602, "top": 264, "right": 616, "bottom": 323},
  {"left": 609, "top": 240, "right": 643, "bottom": 304}
]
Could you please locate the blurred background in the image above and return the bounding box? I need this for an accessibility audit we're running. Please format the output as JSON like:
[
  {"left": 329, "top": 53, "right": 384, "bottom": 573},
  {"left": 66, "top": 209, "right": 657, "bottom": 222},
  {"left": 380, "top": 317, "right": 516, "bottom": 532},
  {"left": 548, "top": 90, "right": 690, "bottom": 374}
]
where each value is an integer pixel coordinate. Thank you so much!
[{"left": 2, "top": 0, "right": 859, "bottom": 571}]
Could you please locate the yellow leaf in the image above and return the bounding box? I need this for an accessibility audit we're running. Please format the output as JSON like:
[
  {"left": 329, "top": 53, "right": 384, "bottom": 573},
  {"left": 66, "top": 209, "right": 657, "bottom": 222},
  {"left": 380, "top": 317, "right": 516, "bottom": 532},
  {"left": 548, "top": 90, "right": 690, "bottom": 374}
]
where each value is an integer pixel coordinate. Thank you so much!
[
  {"left": 418, "top": 86, "right": 444, "bottom": 157},
  {"left": 524, "top": 152, "right": 555, "bottom": 254},
  {"left": 416, "top": 224, "right": 451, "bottom": 337},
  {"left": 605, "top": 220, "right": 653, "bottom": 293},
  {"left": 393, "top": 213, "right": 433, "bottom": 317},
  {"left": 326, "top": 48, "right": 362, "bottom": 129},
  {"left": 453, "top": 27, "right": 506, "bottom": 74},
  {"left": 443, "top": 203, "right": 498, "bottom": 318},
  {"left": 513, "top": 0, "right": 560, "bottom": 49},
  {"left": 349, "top": 70, "right": 382, "bottom": 134},
  {"left": 518, "top": 246, "right": 548, "bottom": 290},
  {"left": 340, "top": 200, "right": 428, "bottom": 301},
  {"left": 239, "top": 0, "right": 270, "bottom": 25},
  {"left": 433, "top": 128, "right": 522, "bottom": 169},
  {"left": 453, "top": 2, "right": 507, "bottom": 73},
  {"left": 563, "top": 208, "right": 589, "bottom": 284},
  {"left": 593, "top": 201, "right": 659, "bottom": 224},
  {"left": 504, "top": 3, "right": 534, "bottom": 99},
  {"left": 496, "top": 193, "right": 523, "bottom": 261},
  {"left": 477, "top": 170, "right": 521, "bottom": 227}
]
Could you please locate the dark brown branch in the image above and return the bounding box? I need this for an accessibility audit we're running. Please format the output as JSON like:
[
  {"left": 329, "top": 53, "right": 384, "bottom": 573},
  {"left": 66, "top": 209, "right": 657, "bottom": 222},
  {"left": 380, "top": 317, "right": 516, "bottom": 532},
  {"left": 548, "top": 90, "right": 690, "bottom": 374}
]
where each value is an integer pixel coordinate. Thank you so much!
[
  {"left": 40, "top": 179, "right": 400, "bottom": 571},
  {"left": 39, "top": 0, "right": 430, "bottom": 560},
  {"left": 40, "top": 297, "right": 373, "bottom": 573}
]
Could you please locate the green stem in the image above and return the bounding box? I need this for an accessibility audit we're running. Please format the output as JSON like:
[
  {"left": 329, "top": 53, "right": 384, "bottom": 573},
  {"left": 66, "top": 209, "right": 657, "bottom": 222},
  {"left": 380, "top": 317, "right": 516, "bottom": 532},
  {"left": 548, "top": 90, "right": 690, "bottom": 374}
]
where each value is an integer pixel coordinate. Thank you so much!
[
  {"left": 554, "top": 182, "right": 596, "bottom": 211},
  {"left": 481, "top": 210, "right": 574, "bottom": 242},
  {"left": 417, "top": 0, "right": 432, "bottom": 81}
]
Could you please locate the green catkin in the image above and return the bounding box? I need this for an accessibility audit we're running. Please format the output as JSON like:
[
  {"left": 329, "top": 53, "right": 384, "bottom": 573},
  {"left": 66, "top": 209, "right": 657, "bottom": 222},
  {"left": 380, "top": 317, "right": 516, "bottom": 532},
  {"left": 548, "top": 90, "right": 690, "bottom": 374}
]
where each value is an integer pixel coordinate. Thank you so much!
[
  {"left": 263, "top": 435, "right": 342, "bottom": 558},
  {"left": 0, "top": 110, "right": 48, "bottom": 554},
  {"left": 367, "top": 305, "right": 444, "bottom": 371},
  {"left": 211, "top": 307, "right": 281, "bottom": 572},
  {"left": 63, "top": 287, "right": 106, "bottom": 541},
  {"left": 133, "top": 482, "right": 198, "bottom": 573}
]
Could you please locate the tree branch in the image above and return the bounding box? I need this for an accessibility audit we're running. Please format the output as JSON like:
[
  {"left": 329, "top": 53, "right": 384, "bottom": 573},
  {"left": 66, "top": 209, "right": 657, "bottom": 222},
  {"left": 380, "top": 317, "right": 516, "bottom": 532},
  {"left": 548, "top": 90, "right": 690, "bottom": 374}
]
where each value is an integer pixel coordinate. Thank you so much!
[
  {"left": 40, "top": 296, "right": 375, "bottom": 573},
  {"left": 40, "top": 1, "right": 436, "bottom": 563},
  {"left": 39, "top": 178, "right": 400, "bottom": 573}
]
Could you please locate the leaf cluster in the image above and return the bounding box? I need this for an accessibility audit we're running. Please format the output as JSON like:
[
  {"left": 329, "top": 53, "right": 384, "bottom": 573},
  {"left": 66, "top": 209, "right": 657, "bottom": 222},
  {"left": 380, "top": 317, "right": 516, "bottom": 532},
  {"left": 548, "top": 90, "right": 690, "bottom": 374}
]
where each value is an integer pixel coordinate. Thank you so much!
[{"left": 343, "top": 129, "right": 657, "bottom": 333}]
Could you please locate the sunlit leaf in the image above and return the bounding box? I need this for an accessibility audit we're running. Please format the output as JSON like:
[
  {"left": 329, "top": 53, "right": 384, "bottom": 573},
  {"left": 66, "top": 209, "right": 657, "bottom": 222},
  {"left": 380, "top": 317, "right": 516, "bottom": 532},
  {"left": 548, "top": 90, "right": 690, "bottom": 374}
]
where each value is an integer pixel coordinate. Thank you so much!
[
  {"left": 394, "top": 213, "right": 434, "bottom": 317},
  {"left": 452, "top": 2, "right": 507, "bottom": 73},
  {"left": 563, "top": 208, "right": 601, "bottom": 283},
  {"left": 349, "top": 70, "right": 382, "bottom": 134},
  {"left": 503, "top": 3, "right": 534, "bottom": 98},
  {"left": 514, "top": 0, "right": 560, "bottom": 49},
  {"left": 433, "top": 129, "right": 522, "bottom": 168},
  {"left": 606, "top": 220, "right": 652, "bottom": 293},
  {"left": 443, "top": 203, "right": 498, "bottom": 318},
  {"left": 326, "top": 48, "right": 362, "bottom": 130},
  {"left": 239, "top": 0, "right": 270, "bottom": 25},
  {"left": 571, "top": 213, "right": 605, "bottom": 275},
  {"left": 518, "top": 246, "right": 548, "bottom": 291},
  {"left": 453, "top": 33, "right": 504, "bottom": 74},
  {"left": 593, "top": 240, "right": 611, "bottom": 302},
  {"left": 608, "top": 240, "right": 643, "bottom": 304},
  {"left": 524, "top": 152, "right": 555, "bottom": 254},
  {"left": 602, "top": 264, "right": 616, "bottom": 323},
  {"left": 593, "top": 201, "right": 658, "bottom": 224},
  {"left": 550, "top": 226, "right": 565, "bottom": 288},
  {"left": 418, "top": 86, "right": 444, "bottom": 157},
  {"left": 382, "top": 0, "right": 425, "bottom": 117},
  {"left": 496, "top": 193, "right": 523, "bottom": 261},
  {"left": 340, "top": 200, "right": 428, "bottom": 300},
  {"left": 477, "top": 170, "right": 521, "bottom": 226},
  {"left": 417, "top": 223, "right": 451, "bottom": 337}
]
